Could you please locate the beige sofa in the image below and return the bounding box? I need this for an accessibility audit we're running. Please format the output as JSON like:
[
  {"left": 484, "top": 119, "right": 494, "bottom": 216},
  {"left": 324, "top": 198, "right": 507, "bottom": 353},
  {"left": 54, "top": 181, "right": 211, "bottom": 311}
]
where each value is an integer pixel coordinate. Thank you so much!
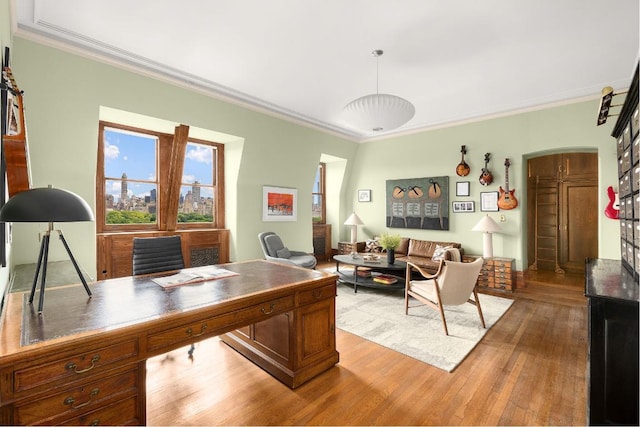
[{"left": 366, "top": 237, "right": 463, "bottom": 274}]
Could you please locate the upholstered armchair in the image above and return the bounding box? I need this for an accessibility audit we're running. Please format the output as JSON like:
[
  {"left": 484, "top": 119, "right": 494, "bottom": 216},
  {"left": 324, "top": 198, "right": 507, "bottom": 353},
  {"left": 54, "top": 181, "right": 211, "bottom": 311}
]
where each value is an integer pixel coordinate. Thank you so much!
[
  {"left": 405, "top": 253, "right": 485, "bottom": 335},
  {"left": 258, "top": 231, "right": 317, "bottom": 269}
]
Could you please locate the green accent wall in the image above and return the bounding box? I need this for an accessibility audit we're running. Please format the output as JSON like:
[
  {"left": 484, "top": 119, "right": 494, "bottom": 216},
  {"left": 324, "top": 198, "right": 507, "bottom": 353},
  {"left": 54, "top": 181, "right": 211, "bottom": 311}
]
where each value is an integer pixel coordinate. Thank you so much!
[{"left": 7, "top": 35, "right": 622, "bottom": 277}]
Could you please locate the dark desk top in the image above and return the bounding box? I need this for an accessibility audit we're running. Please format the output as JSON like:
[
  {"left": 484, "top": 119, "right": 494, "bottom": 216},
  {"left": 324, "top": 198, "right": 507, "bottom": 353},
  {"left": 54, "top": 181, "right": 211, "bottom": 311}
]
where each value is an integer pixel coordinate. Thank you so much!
[
  {"left": 0, "top": 260, "right": 336, "bottom": 353},
  {"left": 585, "top": 258, "right": 639, "bottom": 304}
]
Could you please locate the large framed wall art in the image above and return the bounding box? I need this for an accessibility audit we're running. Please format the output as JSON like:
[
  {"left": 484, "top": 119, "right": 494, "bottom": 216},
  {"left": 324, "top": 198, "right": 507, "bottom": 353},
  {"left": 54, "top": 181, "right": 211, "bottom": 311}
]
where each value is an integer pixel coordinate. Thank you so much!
[{"left": 385, "top": 176, "right": 449, "bottom": 230}]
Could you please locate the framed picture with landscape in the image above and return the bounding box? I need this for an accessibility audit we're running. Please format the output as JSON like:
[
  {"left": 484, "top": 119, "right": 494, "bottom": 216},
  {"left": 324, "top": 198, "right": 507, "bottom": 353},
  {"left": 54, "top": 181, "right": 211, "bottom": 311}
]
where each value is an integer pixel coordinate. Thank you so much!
[{"left": 263, "top": 186, "right": 297, "bottom": 222}]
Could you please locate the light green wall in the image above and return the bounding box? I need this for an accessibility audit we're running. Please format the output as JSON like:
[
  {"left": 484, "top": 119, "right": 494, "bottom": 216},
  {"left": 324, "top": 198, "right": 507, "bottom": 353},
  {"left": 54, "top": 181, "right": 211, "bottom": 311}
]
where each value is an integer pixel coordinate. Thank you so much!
[
  {"left": 7, "top": 35, "right": 622, "bottom": 278},
  {"left": 348, "top": 102, "right": 620, "bottom": 270},
  {"left": 10, "top": 37, "right": 357, "bottom": 276}
]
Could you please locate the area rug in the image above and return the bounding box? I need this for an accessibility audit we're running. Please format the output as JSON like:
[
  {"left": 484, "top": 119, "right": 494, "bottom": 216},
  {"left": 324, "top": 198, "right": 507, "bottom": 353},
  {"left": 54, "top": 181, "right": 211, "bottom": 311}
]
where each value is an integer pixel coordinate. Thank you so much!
[{"left": 335, "top": 281, "right": 514, "bottom": 372}]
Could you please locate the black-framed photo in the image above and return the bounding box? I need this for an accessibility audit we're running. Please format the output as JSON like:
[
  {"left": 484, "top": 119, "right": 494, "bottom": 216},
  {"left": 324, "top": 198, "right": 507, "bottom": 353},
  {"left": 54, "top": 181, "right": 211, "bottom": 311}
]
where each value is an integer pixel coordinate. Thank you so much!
[
  {"left": 358, "top": 189, "right": 371, "bottom": 202},
  {"left": 452, "top": 201, "right": 475, "bottom": 213},
  {"left": 480, "top": 191, "right": 499, "bottom": 212},
  {"left": 456, "top": 181, "right": 470, "bottom": 197}
]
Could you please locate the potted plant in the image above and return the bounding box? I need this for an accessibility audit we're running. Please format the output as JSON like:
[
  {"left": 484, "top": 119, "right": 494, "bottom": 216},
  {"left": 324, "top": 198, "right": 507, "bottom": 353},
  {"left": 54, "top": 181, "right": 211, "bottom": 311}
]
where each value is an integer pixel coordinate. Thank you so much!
[{"left": 378, "top": 232, "right": 401, "bottom": 264}]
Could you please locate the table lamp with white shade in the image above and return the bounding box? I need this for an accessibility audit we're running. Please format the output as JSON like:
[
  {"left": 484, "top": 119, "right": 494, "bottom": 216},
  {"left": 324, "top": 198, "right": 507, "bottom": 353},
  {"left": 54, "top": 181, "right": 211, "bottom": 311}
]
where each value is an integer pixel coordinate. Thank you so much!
[
  {"left": 344, "top": 212, "right": 364, "bottom": 244},
  {"left": 472, "top": 214, "right": 502, "bottom": 258}
]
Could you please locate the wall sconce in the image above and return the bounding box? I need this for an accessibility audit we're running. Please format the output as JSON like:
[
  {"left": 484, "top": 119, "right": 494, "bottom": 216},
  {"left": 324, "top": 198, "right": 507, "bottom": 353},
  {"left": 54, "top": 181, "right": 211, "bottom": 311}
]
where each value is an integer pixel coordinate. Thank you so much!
[{"left": 597, "top": 86, "right": 626, "bottom": 126}]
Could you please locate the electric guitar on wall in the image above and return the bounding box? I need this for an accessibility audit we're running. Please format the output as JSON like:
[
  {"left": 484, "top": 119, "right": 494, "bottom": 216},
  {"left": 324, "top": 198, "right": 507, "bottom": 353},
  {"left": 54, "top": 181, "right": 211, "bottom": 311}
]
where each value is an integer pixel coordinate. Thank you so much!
[
  {"left": 604, "top": 186, "right": 620, "bottom": 219},
  {"left": 497, "top": 158, "right": 518, "bottom": 210}
]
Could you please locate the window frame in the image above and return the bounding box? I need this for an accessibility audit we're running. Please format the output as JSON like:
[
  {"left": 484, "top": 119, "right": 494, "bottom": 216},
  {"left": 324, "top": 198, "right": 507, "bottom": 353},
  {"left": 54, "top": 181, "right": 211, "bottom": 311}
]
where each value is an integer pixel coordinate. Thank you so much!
[
  {"left": 312, "top": 162, "right": 326, "bottom": 224},
  {"left": 96, "top": 121, "right": 224, "bottom": 233}
]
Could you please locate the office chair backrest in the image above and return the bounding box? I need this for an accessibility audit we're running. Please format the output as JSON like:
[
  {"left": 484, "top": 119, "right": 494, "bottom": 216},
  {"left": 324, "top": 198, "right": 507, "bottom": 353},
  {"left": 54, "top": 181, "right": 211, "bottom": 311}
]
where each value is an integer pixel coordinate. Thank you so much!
[{"left": 132, "top": 235, "right": 185, "bottom": 275}]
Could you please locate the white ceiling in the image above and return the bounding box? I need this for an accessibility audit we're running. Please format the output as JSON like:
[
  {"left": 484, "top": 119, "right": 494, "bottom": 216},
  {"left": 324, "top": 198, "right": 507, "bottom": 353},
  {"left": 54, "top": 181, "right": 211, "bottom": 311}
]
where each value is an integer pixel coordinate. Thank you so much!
[{"left": 11, "top": 0, "right": 640, "bottom": 141}]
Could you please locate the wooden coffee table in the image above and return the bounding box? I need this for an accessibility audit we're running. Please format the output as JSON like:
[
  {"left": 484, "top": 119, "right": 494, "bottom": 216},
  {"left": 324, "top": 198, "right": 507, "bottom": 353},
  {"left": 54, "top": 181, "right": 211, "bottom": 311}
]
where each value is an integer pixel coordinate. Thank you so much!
[{"left": 334, "top": 254, "right": 406, "bottom": 293}]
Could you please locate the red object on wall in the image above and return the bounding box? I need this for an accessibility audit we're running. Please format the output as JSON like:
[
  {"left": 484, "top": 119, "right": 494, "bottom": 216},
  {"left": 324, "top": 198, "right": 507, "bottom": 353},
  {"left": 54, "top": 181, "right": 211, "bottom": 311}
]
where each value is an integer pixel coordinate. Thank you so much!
[{"left": 604, "top": 186, "right": 620, "bottom": 219}]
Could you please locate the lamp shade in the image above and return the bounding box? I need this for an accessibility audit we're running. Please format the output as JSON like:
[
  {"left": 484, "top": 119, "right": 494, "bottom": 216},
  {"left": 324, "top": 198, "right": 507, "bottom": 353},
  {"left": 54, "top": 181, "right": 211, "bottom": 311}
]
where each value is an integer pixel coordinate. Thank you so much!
[
  {"left": 343, "top": 93, "right": 415, "bottom": 132},
  {"left": 472, "top": 215, "right": 501, "bottom": 233},
  {"left": 344, "top": 212, "right": 364, "bottom": 226},
  {"left": 0, "top": 187, "right": 94, "bottom": 223}
]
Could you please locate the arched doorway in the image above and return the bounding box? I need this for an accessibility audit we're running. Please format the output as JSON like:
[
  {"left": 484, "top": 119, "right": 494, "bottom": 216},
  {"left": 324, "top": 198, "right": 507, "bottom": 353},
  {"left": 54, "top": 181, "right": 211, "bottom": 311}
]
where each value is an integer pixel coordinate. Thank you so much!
[{"left": 527, "top": 152, "right": 598, "bottom": 274}]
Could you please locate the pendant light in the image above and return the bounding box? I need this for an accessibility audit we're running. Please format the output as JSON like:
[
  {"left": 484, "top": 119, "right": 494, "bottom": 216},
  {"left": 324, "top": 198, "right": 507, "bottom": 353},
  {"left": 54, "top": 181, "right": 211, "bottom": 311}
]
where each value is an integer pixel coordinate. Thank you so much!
[{"left": 343, "top": 49, "right": 415, "bottom": 133}]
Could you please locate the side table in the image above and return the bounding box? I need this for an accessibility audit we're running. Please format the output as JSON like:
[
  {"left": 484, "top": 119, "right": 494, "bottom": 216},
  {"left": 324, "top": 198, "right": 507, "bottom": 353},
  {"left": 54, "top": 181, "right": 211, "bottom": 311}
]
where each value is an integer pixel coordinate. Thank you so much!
[
  {"left": 465, "top": 256, "right": 515, "bottom": 292},
  {"left": 338, "top": 241, "right": 365, "bottom": 255}
]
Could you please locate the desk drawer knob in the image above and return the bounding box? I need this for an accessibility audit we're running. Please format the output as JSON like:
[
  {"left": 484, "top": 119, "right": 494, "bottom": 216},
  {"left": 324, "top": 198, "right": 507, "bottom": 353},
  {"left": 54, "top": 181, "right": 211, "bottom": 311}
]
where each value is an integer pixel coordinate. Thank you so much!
[
  {"left": 261, "top": 303, "right": 276, "bottom": 315},
  {"left": 64, "top": 388, "right": 100, "bottom": 409},
  {"left": 66, "top": 355, "right": 100, "bottom": 374},
  {"left": 186, "top": 324, "right": 208, "bottom": 337}
]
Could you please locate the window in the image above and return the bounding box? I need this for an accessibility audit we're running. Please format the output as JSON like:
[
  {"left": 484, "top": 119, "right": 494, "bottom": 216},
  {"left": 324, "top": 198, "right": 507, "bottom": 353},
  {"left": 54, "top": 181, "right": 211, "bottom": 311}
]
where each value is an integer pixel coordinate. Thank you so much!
[
  {"left": 312, "top": 163, "right": 326, "bottom": 224},
  {"left": 97, "top": 121, "right": 224, "bottom": 232}
]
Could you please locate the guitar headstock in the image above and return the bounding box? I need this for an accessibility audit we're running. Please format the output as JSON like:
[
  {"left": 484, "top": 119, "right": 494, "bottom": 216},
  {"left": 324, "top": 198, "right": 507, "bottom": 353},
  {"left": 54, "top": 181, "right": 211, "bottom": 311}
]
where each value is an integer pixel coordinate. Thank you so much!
[
  {"left": 484, "top": 153, "right": 491, "bottom": 163},
  {"left": 460, "top": 145, "right": 467, "bottom": 155},
  {"left": 504, "top": 158, "right": 511, "bottom": 168}
]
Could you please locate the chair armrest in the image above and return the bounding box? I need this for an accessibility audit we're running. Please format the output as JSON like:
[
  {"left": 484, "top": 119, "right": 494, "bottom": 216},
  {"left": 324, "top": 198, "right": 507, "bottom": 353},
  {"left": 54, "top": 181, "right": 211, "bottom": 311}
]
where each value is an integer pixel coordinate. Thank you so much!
[{"left": 406, "top": 260, "right": 445, "bottom": 279}]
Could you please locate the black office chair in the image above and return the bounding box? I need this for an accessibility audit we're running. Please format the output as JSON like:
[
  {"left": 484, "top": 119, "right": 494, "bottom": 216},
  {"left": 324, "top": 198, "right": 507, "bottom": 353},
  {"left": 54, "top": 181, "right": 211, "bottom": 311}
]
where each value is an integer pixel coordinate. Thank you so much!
[
  {"left": 132, "top": 235, "right": 185, "bottom": 275},
  {"left": 132, "top": 236, "right": 195, "bottom": 358}
]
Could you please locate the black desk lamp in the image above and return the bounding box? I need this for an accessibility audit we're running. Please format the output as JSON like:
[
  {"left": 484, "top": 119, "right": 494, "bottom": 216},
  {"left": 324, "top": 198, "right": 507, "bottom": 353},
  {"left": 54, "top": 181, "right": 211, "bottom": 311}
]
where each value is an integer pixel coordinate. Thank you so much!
[{"left": 0, "top": 186, "right": 94, "bottom": 313}]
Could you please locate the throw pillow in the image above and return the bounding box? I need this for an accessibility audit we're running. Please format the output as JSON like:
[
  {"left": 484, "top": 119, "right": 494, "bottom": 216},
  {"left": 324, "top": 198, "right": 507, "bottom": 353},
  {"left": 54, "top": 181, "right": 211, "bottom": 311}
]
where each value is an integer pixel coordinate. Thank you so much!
[
  {"left": 432, "top": 244, "right": 452, "bottom": 261},
  {"left": 276, "top": 247, "right": 292, "bottom": 259},
  {"left": 365, "top": 239, "right": 382, "bottom": 253}
]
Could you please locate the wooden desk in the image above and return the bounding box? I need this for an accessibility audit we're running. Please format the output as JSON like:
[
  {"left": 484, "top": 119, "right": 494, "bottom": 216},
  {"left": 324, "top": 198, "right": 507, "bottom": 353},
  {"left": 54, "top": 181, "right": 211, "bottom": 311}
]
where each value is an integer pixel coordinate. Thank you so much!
[{"left": 0, "top": 260, "right": 339, "bottom": 425}]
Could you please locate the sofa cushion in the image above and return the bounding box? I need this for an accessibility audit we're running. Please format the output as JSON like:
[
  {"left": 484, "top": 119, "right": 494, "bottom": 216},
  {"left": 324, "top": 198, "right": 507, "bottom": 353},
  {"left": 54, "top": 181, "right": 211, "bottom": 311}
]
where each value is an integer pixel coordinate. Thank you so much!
[
  {"left": 396, "top": 237, "right": 410, "bottom": 255},
  {"left": 432, "top": 244, "right": 452, "bottom": 261},
  {"left": 407, "top": 239, "right": 462, "bottom": 258}
]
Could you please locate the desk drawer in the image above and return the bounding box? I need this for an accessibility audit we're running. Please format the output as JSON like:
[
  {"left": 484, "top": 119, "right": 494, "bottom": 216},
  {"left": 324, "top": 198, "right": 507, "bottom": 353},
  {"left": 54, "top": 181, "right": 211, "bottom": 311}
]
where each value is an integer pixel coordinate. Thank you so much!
[
  {"left": 58, "top": 395, "right": 141, "bottom": 426},
  {"left": 13, "top": 339, "right": 139, "bottom": 394},
  {"left": 297, "top": 283, "right": 335, "bottom": 306},
  {"left": 147, "top": 295, "right": 295, "bottom": 352},
  {"left": 15, "top": 367, "right": 139, "bottom": 426}
]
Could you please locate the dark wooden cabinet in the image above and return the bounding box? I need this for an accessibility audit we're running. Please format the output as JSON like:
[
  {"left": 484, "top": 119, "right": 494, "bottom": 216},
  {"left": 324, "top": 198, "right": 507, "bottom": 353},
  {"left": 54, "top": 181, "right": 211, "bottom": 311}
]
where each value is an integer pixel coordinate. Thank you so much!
[
  {"left": 585, "top": 259, "right": 639, "bottom": 425},
  {"left": 313, "top": 224, "right": 332, "bottom": 261},
  {"left": 611, "top": 63, "right": 639, "bottom": 276}
]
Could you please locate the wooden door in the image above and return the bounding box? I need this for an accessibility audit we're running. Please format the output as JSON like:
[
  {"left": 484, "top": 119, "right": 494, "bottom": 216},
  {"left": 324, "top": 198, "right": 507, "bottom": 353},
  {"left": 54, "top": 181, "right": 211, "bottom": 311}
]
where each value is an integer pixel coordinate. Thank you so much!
[{"left": 561, "top": 181, "right": 598, "bottom": 272}]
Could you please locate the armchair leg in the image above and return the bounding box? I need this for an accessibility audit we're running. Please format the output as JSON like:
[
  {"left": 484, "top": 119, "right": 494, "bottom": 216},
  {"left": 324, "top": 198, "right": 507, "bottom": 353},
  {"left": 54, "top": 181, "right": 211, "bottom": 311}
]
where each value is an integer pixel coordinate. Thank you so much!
[
  {"left": 472, "top": 289, "right": 486, "bottom": 329},
  {"left": 437, "top": 303, "right": 449, "bottom": 336}
]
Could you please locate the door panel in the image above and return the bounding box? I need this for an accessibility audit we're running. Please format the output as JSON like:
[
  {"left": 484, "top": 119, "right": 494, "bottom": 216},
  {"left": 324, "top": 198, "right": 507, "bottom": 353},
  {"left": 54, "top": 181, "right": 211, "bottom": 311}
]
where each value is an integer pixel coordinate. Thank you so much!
[{"left": 561, "top": 182, "right": 598, "bottom": 272}]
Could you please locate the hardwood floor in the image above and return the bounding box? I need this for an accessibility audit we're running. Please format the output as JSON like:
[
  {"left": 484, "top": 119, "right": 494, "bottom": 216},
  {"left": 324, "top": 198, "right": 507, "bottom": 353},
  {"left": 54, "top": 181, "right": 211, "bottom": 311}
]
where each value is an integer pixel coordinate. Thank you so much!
[{"left": 146, "top": 265, "right": 587, "bottom": 426}]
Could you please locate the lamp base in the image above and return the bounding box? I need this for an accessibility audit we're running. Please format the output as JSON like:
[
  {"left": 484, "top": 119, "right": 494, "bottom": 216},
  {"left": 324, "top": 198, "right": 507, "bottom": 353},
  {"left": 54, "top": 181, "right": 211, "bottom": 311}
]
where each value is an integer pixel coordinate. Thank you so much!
[
  {"left": 482, "top": 232, "right": 494, "bottom": 258},
  {"left": 30, "top": 226, "right": 92, "bottom": 313}
]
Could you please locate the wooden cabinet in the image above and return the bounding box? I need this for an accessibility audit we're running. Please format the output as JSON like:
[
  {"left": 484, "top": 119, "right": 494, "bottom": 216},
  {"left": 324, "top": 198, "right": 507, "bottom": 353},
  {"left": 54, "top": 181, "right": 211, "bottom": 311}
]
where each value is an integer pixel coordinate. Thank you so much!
[
  {"left": 611, "top": 63, "right": 639, "bottom": 276},
  {"left": 338, "top": 241, "right": 365, "bottom": 255},
  {"left": 586, "top": 259, "right": 639, "bottom": 425},
  {"left": 313, "top": 224, "right": 332, "bottom": 261},
  {"left": 96, "top": 229, "right": 230, "bottom": 279},
  {"left": 476, "top": 257, "right": 515, "bottom": 292},
  {"left": 220, "top": 282, "right": 337, "bottom": 388}
]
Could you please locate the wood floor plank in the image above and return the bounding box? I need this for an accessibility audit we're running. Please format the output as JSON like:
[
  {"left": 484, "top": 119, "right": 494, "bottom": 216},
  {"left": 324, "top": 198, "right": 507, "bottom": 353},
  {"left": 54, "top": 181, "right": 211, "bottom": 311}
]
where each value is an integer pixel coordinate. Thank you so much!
[{"left": 146, "top": 266, "right": 588, "bottom": 426}]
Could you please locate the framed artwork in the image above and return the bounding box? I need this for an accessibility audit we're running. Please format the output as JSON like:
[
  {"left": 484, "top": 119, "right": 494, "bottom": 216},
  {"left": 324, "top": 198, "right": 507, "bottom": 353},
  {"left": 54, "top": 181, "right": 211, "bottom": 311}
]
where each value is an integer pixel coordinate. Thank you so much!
[
  {"left": 263, "top": 186, "right": 297, "bottom": 221},
  {"left": 358, "top": 189, "right": 371, "bottom": 202},
  {"left": 385, "top": 176, "right": 449, "bottom": 230},
  {"left": 452, "top": 201, "right": 475, "bottom": 213},
  {"left": 480, "top": 191, "right": 499, "bottom": 212},
  {"left": 456, "top": 181, "right": 470, "bottom": 197}
]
